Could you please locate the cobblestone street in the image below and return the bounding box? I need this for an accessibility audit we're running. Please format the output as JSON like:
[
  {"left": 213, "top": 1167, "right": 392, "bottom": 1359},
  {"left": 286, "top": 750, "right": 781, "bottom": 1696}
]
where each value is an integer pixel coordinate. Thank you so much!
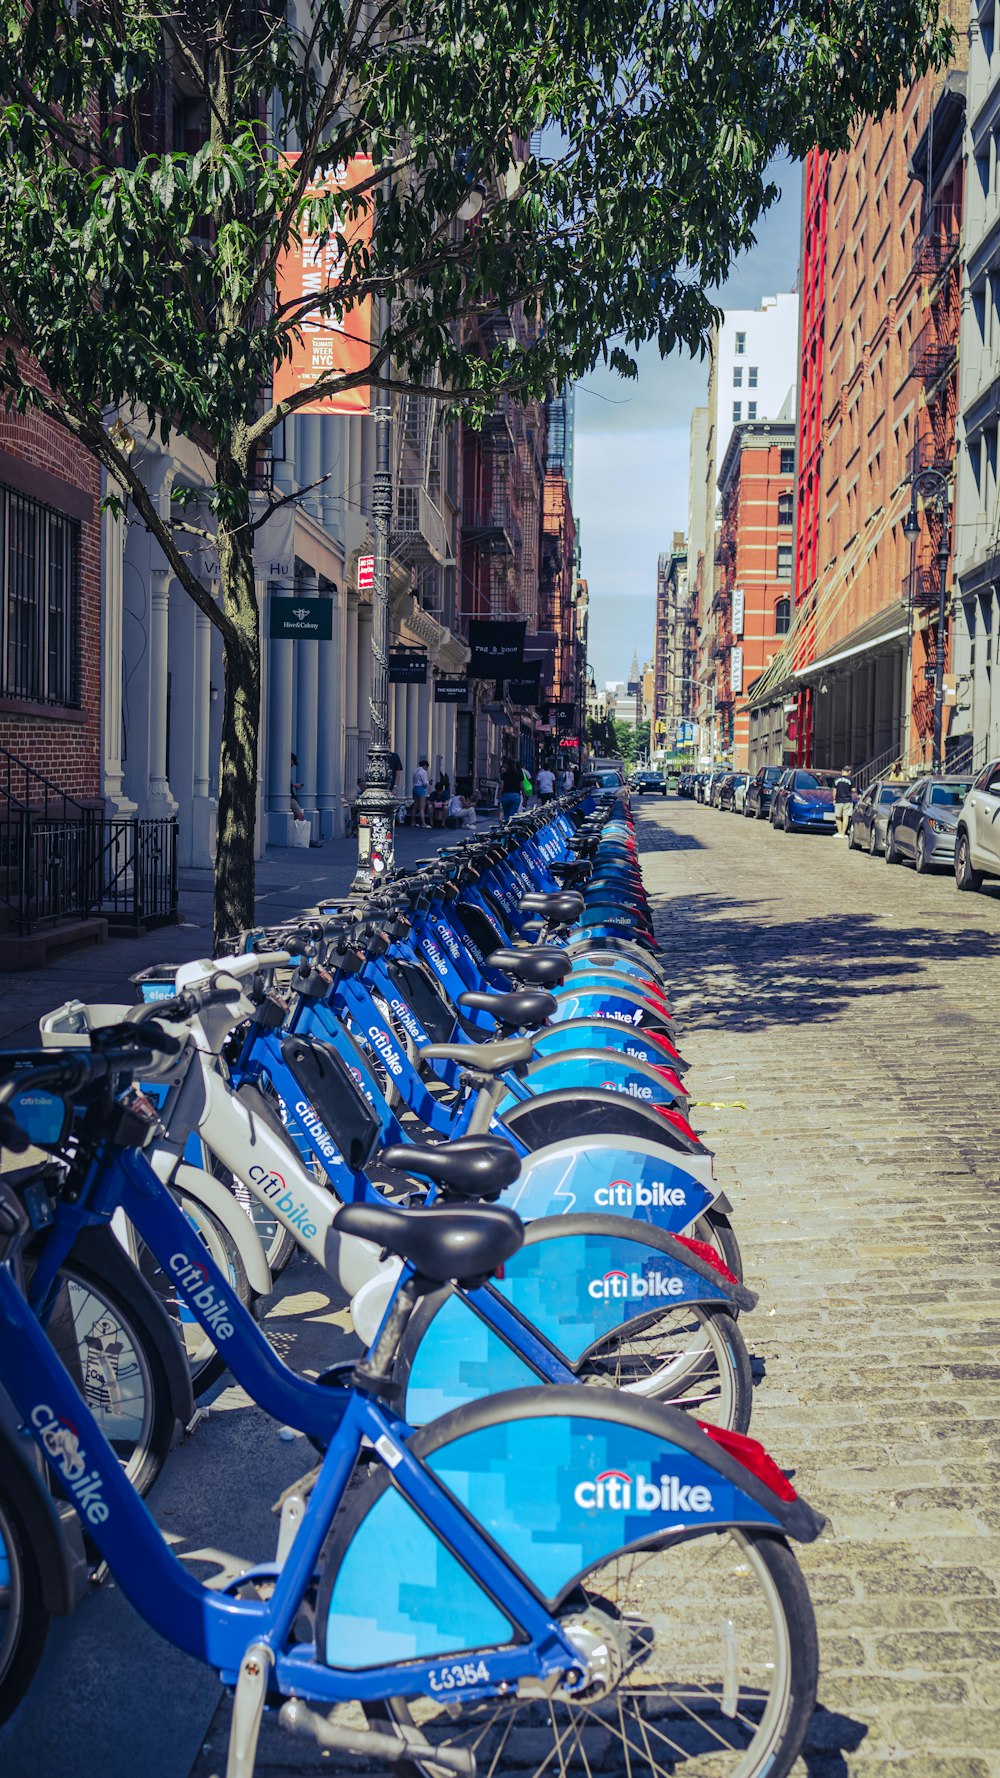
[{"left": 637, "top": 794, "right": 1000, "bottom": 1776}]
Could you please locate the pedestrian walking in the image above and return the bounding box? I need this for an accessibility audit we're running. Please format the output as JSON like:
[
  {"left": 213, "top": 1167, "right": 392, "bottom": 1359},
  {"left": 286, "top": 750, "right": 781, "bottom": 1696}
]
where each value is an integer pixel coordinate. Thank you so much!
[
  {"left": 289, "top": 753, "right": 306, "bottom": 821},
  {"left": 411, "top": 757, "right": 431, "bottom": 827},
  {"left": 500, "top": 756, "right": 523, "bottom": 822},
  {"left": 388, "top": 748, "right": 403, "bottom": 793},
  {"left": 834, "top": 765, "right": 854, "bottom": 835},
  {"left": 560, "top": 764, "right": 576, "bottom": 793},
  {"left": 536, "top": 764, "right": 555, "bottom": 803}
]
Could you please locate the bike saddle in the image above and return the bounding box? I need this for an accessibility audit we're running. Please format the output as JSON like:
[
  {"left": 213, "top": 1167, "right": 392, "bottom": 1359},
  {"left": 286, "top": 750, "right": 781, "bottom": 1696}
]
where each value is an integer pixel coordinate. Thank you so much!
[
  {"left": 457, "top": 989, "right": 557, "bottom": 1031},
  {"left": 519, "top": 891, "right": 585, "bottom": 924},
  {"left": 487, "top": 946, "right": 572, "bottom": 988},
  {"left": 379, "top": 1135, "right": 521, "bottom": 1200},
  {"left": 419, "top": 1035, "right": 535, "bottom": 1074},
  {"left": 550, "top": 861, "right": 591, "bottom": 886},
  {"left": 332, "top": 1199, "right": 523, "bottom": 1284}
]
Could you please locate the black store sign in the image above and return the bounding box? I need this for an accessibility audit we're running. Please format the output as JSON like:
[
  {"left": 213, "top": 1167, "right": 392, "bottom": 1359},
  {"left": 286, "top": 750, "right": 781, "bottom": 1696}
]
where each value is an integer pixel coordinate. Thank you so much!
[
  {"left": 269, "top": 596, "right": 334, "bottom": 640},
  {"left": 389, "top": 649, "right": 428, "bottom": 684},
  {"left": 553, "top": 702, "right": 576, "bottom": 730},
  {"left": 435, "top": 678, "right": 469, "bottom": 703},
  {"left": 505, "top": 661, "right": 542, "bottom": 707},
  {"left": 468, "top": 618, "right": 526, "bottom": 678}
]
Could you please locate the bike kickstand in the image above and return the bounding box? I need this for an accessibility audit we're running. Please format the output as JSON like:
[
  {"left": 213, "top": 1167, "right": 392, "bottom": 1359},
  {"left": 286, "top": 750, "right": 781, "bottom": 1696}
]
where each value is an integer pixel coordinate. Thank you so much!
[{"left": 223, "top": 1642, "right": 273, "bottom": 1778}]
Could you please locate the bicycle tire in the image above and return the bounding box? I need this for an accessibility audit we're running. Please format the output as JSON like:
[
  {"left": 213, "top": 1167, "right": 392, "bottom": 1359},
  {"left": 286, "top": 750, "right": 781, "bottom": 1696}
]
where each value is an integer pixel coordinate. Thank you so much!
[
  {"left": 578, "top": 1302, "right": 753, "bottom": 1431},
  {"left": 135, "top": 1196, "right": 251, "bottom": 1396},
  {"left": 0, "top": 1488, "right": 50, "bottom": 1729},
  {"left": 693, "top": 1207, "right": 744, "bottom": 1284}
]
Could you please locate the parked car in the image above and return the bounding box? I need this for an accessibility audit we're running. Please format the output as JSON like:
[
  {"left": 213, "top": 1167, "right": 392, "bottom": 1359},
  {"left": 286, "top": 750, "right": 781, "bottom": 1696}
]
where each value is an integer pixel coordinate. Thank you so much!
[
  {"left": 955, "top": 759, "right": 1000, "bottom": 891},
  {"left": 677, "top": 772, "right": 696, "bottom": 798},
  {"left": 694, "top": 772, "right": 715, "bottom": 804},
  {"left": 885, "top": 775, "right": 974, "bottom": 872},
  {"left": 719, "top": 772, "right": 748, "bottom": 812},
  {"left": 631, "top": 769, "right": 667, "bottom": 797},
  {"left": 769, "top": 768, "right": 837, "bottom": 833},
  {"left": 744, "top": 765, "right": 784, "bottom": 820},
  {"left": 709, "top": 772, "right": 730, "bottom": 808},
  {"left": 581, "top": 767, "right": 626, "bottom": 793},
  {"left": 847, "top": 778, "right": 907, "bottom": 855}
]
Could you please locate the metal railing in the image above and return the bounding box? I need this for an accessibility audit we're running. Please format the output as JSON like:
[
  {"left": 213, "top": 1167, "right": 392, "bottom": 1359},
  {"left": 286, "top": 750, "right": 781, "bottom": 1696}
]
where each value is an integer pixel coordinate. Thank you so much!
[
  {"left": 852, "top": 743, "right": 904, "bottom": 791},
  {"left": 0, "top": 808, "right": 177, "bottom": 935},
  {"left": 943, "top": 733, "right": 991, "bottom": 775}
]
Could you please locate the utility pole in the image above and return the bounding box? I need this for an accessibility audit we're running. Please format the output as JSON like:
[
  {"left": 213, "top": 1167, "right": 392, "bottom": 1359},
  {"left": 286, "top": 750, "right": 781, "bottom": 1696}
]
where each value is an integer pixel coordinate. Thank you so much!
[{"left": 351, "top": 183, "right": 396, "bottom": 892}]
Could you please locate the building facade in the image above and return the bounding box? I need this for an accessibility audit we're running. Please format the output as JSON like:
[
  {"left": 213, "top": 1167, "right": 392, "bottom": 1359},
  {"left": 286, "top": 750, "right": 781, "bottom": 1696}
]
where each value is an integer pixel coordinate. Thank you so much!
[
  {"left": 952, "top": 0, "right": 1000, "bottom": 766},
  {"left": 715, "top": 422, "right": 797, "bottom": 768},
  {"left": 653, "top": 536, "right": 688, "bottom": 749}
]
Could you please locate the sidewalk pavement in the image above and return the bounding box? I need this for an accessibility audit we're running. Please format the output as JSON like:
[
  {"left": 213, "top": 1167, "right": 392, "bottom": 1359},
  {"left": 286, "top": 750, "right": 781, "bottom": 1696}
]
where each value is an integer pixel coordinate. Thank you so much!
[{"left": 0, "top": 824, "right": 448, "bottom": 1045}]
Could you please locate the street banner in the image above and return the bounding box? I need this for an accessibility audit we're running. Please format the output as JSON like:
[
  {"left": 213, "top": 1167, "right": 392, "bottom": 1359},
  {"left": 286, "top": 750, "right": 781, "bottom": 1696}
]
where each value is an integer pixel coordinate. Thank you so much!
[
  {"left": 273, "top": 153, "right": 375, "bottom": 415},
  {"left": 505, "top": 661, "right": 543, "bottom": 706},
  {"left": 435, "top": 677, "right": 468, "bottom": 703},
  {"left": 732, "top": 587, "right": 745, "bottom": 636},
  {"left": 357, "top": 553, "right": 375, "bottom": 590},
  {"left": 468, "top": 618, "right": 525, "bottom": 677},
  {"left": 730, "top": 646, "right": 744, "bottom": 693},
  {"left": 269, "top": 596, "right": 334, "bottom": 640},
  {"left": 389, "top": 649, "right": 428, "bottom": 684}
]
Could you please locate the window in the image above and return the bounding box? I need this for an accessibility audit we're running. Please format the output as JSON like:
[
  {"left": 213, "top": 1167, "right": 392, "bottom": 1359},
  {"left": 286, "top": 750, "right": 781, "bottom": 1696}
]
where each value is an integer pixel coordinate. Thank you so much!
[
  {"left": 780, "top": 447, "right": 795, "bottom": 475},
  {"left": 748, "top": 366, "right": 758, "bottom": 388},
  {"left": 747, "top": 401, "right": 757, "bottom": 420},
  {"left": 774, "top": 597, "right": 791, "bottom": 634},
  {"left": 777, "top": 492, "right": 794, "bottom": 526},
  {"left": 735, "top": 331, "right": 746, "bottom": 355},
  {"left": 733, "top": 366, "right": 743, "bottom": 387},
  {"left": 732, "top": 401, "right": 742, "bottom": 422},
  {"left": 776, "top": 543, "right": 793, "bottom": 579},
  {"left": 0, "top": 486, "right": 80, "bottom": 707}
]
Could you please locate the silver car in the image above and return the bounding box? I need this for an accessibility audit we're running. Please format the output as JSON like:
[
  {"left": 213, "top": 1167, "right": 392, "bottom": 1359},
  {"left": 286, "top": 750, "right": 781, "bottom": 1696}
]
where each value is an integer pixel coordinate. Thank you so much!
[
  {"left": 847, "top": 778, "right": 907, "bottom": 856},
  {"left": 885, "top": 775, "right": 975, "bottom": 872}
]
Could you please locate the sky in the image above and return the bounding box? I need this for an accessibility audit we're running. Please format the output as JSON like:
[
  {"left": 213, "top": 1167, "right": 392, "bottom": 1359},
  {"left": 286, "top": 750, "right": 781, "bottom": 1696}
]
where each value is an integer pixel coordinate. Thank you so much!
[{"left": 575, "top": 157, "right": 804, "bottom": 686}]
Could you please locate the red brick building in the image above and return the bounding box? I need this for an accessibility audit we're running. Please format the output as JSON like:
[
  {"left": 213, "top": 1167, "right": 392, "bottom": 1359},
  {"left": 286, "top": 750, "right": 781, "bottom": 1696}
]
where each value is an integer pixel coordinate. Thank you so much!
[
  {"left": 791, "top": 147, "right": 830, "bottom": 761},
  {"left": 715, "top": 421, "right": 797, "bottom": 767},
  {"left": 0, "top": 401, "right": 102, "bottom": 800}
]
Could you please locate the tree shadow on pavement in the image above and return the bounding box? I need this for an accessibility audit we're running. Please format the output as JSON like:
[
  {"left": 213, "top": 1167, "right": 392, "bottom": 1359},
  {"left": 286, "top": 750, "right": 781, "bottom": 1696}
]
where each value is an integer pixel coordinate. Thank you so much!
[{"left": 649, "top": 893, "right": 1000, "bottom": 1033}]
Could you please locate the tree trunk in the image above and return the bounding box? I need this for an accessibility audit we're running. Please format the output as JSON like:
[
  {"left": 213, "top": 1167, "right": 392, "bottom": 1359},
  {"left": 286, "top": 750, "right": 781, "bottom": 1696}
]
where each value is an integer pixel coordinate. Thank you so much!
[{"left": 213, "top": 488, "right": 261, "bottom": 952}]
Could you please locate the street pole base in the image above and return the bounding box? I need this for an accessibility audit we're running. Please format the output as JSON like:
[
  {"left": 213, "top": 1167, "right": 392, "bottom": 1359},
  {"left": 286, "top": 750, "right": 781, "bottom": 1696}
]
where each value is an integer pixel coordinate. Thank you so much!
[{"left": 349, "top": 792, "right": 397, "bottom": 897}]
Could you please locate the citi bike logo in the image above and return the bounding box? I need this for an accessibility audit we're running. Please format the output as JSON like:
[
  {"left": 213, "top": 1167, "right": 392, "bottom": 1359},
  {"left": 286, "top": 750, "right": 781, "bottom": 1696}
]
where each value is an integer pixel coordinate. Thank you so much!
[
  {"left": 389, "top": 996, "right": 425, "bottom": 1042},
  {"left": 367, "top": 1026, "right": 403, "bottom": 1077},
  {"left": 31, "top": 1404, "right": 110, "bottom": 1526},
  {"left": 602, "top": 1008, "right": 645, "bottom": 1026},
  {"left": 594, "top": 1179, "right": 689, "bottom": 1210},
  {"left": 588, "top": 1267, "right": 685, "bottom": 1301},
  {"left": 169, "top": 1253, "right": 236, "bottom": 1339},
  {"left": 573, "top": 1468, "right": 714, "bottom": 1515},
  {"left": 424, "top": 941, "right": 450, "bottom": 979},
  {"left": 247, "top": 1164, "right": 319, "bottom": 1240},
  {"left": 433, "top": 922, "right": 462, "bottom": 961},
  {"left": 600, "top": 1080, "right": 653, "bottom": 1099},
  {"left": 294, "top": 1099, "right": 340, "bottom": 1163}
]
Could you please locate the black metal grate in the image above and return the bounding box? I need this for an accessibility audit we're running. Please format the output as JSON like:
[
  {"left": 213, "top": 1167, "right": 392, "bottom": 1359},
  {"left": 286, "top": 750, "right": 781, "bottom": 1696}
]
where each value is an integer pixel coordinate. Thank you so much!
[{"left": 0, "top": 484, "right": 80, "bottom": 706}]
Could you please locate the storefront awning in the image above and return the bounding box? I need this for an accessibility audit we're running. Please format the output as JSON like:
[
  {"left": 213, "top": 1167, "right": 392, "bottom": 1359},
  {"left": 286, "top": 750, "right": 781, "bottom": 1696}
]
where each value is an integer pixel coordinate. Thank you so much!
[{"left": 792, "top": 602, "right": 908, "bottom": 681}]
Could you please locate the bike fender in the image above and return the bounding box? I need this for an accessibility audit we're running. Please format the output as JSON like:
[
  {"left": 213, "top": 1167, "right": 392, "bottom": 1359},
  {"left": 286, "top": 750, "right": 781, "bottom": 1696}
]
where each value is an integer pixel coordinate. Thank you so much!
[
  {"left": 67, "top": 1225, "right": 197, "bottom": 1431},
  {"left": 516, "top": 1050, "right": 690, "bottom": 1116},
  {"left": 713, "top": 1191, "right": 734, "bottom": 1215},
  {"left": 316, "top": 1389, "right": 822, "bottom": 1669},
  {"left": 0, "top": 1416, "right": 89, "bottom": 1614},
  {"left": 499, "top": 1092, "right": 712, "bottom": 1189},
  {"left": 165, "top": 1159, "right": 274, "bottom": 1299},
  {"left": 501, "top": 1135, "right": 716, "bottom": 1231}
]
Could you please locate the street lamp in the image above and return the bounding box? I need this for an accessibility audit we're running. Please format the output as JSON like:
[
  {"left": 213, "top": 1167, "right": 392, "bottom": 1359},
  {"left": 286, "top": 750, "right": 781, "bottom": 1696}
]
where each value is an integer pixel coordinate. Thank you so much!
[
  {"left": 351, "top": 178, "right": 396, "bottom": 893},
  {"left": 902, "top": 467, "right": 951, "bottom": 774}
]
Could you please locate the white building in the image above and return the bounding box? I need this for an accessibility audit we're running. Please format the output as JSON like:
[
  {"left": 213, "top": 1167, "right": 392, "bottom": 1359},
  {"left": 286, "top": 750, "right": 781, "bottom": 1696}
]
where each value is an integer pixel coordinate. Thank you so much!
[{"left": 952, "top": 1, "right": 1000, "bottom": 766}]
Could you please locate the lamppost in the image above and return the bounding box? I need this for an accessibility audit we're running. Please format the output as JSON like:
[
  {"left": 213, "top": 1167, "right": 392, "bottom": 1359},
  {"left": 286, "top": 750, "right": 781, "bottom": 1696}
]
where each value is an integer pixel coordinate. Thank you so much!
[
  {"left": 351, "top": 187, "right": 396, "bottom": 893},
  {"left": 902, "top": 466, "right": 951, "bottom": 774}
]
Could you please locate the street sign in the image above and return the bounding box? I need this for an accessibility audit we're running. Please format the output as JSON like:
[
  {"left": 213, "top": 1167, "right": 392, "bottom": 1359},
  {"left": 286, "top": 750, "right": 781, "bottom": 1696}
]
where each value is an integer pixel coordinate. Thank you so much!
[
  {"left": 677, "top": 718, "right": 696, "bottom": 744},
  {"left": 389, "top": 649, "right": 428, "bottom": 684},
  {"left": 357, "top": 553, "right": 375, "bottom": 590},
  {"left": 435, "top": 677, "right": 468, "bottom": 703},
  {"left": 269, "top": 596, "right": 334, "bottom": 640}
]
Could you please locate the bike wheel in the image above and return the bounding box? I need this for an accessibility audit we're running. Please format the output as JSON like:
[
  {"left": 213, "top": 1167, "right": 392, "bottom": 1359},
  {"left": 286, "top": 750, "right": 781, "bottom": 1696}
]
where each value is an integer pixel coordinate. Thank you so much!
[
  {"left": 52, "top": 1261, "right": 175, "bottom": 1497},
  {"left": 0, "top": 1488, "right": 50, "bottom": 1728},
  {"left": 135, "top": 1196, "right": 251, "bottom": 1396},
  {"left": 367, "top": 1527, "right": 818, "bottom": 1778},
  {"left": 693, "top": 1208, "right": 744, "bottom": 1285},
  {"left": 578, "top": 1303, "right": 752, "bottom": 1431}
]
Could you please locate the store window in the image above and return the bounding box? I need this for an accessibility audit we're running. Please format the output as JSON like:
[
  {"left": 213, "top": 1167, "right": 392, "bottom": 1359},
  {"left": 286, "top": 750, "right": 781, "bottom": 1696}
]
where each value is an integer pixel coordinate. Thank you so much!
[{"left": 1, "top": 485, "right": 80, "bottom": 706}]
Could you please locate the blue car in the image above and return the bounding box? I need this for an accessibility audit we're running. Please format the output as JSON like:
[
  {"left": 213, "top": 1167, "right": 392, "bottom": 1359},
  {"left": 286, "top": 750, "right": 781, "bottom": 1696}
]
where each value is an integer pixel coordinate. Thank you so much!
[{"left": 769, "top": 768, "right": 838, "bottom": 833}]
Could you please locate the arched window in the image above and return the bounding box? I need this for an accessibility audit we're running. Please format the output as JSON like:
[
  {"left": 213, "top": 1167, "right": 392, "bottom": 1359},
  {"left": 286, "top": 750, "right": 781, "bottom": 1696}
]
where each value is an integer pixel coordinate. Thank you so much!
[
  {"left": 777, "top": 492, "right": 794, "bottom": 526},
  {"left": 774, "top": 598, "right": 791, "bottom": 635}
]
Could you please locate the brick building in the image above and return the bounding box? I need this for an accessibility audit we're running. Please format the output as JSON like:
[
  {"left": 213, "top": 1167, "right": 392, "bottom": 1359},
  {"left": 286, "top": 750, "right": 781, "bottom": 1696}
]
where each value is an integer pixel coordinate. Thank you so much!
[
  {"left": 748, "top": 11, "right": 969, "bottom": 773},
  {"left": 715, "top": 422, "right": 796, "bottom": 768},
  {"left": 0, "top": 403, "right": 102, "bottom": 800}
]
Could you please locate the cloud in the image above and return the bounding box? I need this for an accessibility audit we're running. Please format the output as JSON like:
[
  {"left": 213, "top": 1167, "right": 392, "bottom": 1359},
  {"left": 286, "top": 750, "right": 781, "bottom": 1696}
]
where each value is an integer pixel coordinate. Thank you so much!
[{"left": 576, "top": 157, "right": 803, "bottom": 684}]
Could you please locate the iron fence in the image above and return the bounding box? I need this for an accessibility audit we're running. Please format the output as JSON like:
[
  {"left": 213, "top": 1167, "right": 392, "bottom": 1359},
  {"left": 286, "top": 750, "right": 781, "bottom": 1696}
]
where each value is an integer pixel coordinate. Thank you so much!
[{"left": 0, "top": 810, "right": 177, "bottom": 935}]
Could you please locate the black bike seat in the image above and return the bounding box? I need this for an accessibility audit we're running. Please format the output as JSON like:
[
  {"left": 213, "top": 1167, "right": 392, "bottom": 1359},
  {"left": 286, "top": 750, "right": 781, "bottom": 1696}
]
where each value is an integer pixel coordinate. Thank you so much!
[
  {"left": 332, "top": 1198, "right": 523, "bottom": 1283},
  {"left": 550, "top": 861, "right": 591, "bottom": 885},
  {"left": 519, "top": 891, "right": 585, "bottom": 924},
  {"left": 458, "top": 989, "right": 557, "bottom": 1030},
  {"left": 379, "top": 1135, "right": 521, "bottom": 1200},
  {"left": 419, "top": 1036, "right": 535, "bottom": 1074},
  {"left": 488, "top": 946, "right": 572, "bottom": 988}
]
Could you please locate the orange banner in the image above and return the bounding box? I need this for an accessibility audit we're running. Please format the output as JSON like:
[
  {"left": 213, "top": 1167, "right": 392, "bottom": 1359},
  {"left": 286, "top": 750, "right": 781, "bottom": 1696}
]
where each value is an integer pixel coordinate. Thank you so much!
[{"left": 273, "top": 154, "right": 375, "bottom": 415}]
